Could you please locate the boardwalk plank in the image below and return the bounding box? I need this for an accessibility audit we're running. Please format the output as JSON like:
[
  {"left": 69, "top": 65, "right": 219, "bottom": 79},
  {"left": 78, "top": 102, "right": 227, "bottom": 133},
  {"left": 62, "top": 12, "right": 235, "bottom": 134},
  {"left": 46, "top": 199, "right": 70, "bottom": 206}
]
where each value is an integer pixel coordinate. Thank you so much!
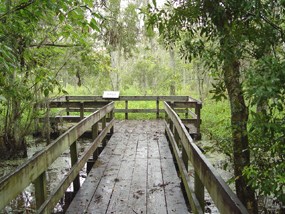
[
  {"left": 161, "top": 158, "right": 189, "bottom": 214},
  {"left": 67, "top": 120, "right": 189, "bottom": 214},
  {"left": 106, "top": 134, "right": 137, "bottom": 214},
  {"left": 147, "top": 158, "right": 167, "bottom": 214},
  {"left": 86, "top": 130, "right": 129, "bottom": 213},
  {"left": 127, "top": 157, "right": 147, "bottom": 214}
]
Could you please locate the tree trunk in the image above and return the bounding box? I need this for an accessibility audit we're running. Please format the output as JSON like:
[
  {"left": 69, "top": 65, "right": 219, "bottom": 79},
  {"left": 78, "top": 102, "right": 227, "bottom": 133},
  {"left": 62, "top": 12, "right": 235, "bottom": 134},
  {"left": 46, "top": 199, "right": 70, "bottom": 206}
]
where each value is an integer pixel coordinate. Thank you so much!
[
  {"left": 1, "top": 99, "right": 27, "bottom": 160},
  {"left": 169, "top": 46, "right": 176, "bottom": 95},
  {"left": 223, "top": 58, "right": 258, "bottom": 214}
]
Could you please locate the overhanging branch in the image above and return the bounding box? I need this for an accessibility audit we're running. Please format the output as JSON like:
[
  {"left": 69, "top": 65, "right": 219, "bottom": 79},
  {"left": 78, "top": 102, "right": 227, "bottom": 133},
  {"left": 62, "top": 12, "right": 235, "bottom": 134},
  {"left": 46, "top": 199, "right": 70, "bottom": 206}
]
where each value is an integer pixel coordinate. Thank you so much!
[
  {"left": 29, "top": 43, "right": 81, "bottom": 48},
  {"left": 0, "top": 0, "right": 36, "bottom": 21}
]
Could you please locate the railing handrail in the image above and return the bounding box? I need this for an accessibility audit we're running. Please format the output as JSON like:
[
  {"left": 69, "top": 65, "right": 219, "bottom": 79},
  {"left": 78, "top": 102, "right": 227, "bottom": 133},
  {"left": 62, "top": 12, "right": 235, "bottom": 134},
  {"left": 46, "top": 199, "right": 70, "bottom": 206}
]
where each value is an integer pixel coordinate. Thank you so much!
[
  {"left": 0, "top": 102, "right": 115, "bottom": 211},
  {"left": 164, "top": 101, "right": 248, "bottom": 214},
  {"left": 52, "top": 95, "right": 195, "bottom": 102}
]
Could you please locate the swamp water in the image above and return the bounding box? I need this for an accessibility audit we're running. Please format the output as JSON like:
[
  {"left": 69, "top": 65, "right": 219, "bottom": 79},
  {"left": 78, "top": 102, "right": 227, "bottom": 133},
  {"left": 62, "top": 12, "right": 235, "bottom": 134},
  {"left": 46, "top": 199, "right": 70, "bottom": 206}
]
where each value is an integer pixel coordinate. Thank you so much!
[{"left": 0, "top": 136, "right": 91, "bottom": 214}]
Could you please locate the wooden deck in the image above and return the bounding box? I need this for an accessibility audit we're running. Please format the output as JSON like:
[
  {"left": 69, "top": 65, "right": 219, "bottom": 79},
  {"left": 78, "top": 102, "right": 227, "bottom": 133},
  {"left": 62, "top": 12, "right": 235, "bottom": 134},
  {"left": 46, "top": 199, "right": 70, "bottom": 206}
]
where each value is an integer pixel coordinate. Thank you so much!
[{"left": 66, "top": 120, "right": 189, "bottom": 214}]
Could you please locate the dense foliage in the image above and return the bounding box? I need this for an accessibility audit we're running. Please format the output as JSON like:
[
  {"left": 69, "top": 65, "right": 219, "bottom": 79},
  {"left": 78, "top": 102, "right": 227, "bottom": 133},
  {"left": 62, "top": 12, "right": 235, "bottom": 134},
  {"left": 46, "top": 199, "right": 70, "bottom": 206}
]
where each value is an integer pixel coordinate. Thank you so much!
[{"left": 0, "top": 0, "right": 103, "bottom": 158}]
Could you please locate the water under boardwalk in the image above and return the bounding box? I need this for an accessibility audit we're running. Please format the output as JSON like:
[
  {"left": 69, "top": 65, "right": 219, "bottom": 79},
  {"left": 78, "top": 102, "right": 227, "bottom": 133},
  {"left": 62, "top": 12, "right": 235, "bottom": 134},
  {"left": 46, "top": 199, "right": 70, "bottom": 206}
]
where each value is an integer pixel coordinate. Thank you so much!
[{"left": 67, "top": 120, "right": 188, "bottom": 213}]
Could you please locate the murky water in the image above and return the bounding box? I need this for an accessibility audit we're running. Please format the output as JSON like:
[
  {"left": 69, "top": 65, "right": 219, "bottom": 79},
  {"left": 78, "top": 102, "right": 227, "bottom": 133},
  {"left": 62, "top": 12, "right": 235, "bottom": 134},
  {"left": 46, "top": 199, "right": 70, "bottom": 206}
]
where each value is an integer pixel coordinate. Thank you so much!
[{"left": 0, "top": 137, "right": 91, "bottom": 214}]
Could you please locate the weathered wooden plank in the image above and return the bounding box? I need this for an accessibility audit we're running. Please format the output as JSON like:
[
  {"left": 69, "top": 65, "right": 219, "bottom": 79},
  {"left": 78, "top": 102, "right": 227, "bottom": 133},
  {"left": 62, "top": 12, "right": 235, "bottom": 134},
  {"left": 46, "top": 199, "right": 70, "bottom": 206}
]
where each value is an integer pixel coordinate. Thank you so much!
[
  {"left": 65, "top": 95, "right": 191, "bottom": 102},
  {"left": 86, "top": 155, "right": 122, "bottom": 213},
  {"left": 49, "top": 101, "right": 109, "bottom": 108},
  {"left": 148, "top": 134, "right": 160, "bottom": 159},
  {"left": 115, "top": 108, "right": 187, "bottom": 113},
  {"left": 169, "top": 101, "right": 198, "bottom": 108},
  {"left": 66, "top": 133, "right": 123, "bottom": 213},
  {"left": 157, "top": 134, "right": 173, "bottom": 159},
  {"left": 106, "top": 134, "right": 137, "bottom": 213},
  {"left": 147, "top": 158, "right": 167, "bottom": 214},
  {"left": 86, "top": 130, "right": 130, "bottom": 213},
  {"left": 136, "top": 134, "right": 148, "bottom": 159},
  {"left": 128, "top": 157, "right": 148, "bottom": 214},
  {"left": 161, "top": 158, "right": 189, "bottom": 214}
]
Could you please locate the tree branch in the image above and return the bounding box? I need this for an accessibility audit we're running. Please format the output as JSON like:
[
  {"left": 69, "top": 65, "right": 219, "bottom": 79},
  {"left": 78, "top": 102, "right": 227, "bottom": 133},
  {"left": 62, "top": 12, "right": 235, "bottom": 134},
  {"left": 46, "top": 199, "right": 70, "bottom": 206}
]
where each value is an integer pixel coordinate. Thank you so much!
[
  {"left": 259, "top": 14, "right": 284, "bottom": 41},
  {"left": 29, "top": 43, "right": 80, "bottom": 48},
  {"left": 0, "top": 0, "right": 36, "bottom": 21}
]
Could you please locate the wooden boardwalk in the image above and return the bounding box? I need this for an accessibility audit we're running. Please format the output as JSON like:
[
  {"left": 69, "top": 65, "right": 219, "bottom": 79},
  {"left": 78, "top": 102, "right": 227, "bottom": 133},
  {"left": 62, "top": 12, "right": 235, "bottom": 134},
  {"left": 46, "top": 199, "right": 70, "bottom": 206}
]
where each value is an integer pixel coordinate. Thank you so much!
[{"left": 67, "top": 120, "right": 189, "bottom": 214}]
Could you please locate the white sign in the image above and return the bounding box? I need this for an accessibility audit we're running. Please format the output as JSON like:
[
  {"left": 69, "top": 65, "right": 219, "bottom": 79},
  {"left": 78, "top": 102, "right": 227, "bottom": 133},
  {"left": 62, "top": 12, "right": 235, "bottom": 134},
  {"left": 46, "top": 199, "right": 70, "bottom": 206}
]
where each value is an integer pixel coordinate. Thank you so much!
[{"left": 102, "top": 91, "right": 120, "bottom": 99}]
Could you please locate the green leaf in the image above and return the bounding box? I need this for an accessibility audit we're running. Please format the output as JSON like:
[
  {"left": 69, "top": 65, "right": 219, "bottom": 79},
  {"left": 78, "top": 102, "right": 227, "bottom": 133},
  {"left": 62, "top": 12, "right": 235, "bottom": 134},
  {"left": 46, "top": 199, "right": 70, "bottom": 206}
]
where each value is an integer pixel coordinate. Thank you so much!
[
  {"left": 44, "top": 89, "right": 49, "bottom": 97},
  {"left": 89, "top": 18, "right": 100, "bottom": 32},
  {"left": 92, "top": 12, "right": 102, "bottom": 19},
  {"left": 152, "top": 0, "right": 157, "bottom": 8},
  {"left": 0, "top": 95, "right": 7, "bottom": 102}
]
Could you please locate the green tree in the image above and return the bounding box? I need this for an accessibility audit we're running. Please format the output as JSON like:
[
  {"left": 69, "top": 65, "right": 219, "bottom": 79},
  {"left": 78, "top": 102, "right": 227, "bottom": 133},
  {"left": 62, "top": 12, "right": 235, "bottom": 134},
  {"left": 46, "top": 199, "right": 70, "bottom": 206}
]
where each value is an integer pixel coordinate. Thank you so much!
[
  {"left": 103, "top": 0, "right": 139, "bottom": 90},
  {"left": 0, "top": 0, "right": 101, "bottom": 159},
  {"left": 244, "top": 57, "right": 285, "bottom": 207}
]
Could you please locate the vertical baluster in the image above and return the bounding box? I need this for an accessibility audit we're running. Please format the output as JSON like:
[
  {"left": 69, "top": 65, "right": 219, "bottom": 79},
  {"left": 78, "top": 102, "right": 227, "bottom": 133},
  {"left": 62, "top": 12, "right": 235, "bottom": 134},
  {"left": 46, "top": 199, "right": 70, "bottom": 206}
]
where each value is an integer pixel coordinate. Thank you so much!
[
  {"left": 195, "top": 172, "right": 205, "bottom": 212},
  {"left": 80, "top": 101, "right": 84, "bottom": 120},
  {"left": 66, "top": 96, "right": 70, "bottom": 116},
  {"left": 125, "top": 100, "right": 128, "bottom": 120},
  {"left": 195, "top": 103, "right": 202, "bottom": 140},
  {"left": 101, "top": 116, "right": 107, "bottom": 146},
  {"left": 170, "top": 120, "right": 174, "bottom": 134},
  {"left": 110, "top": 109, "right": 114, "bottom": 134},
  {"left": 156, "top": 99, "right": 159, "bottom": 119},
  {"left": 70, "top": 142, "right": 80, "bottom": 193},
  {"left": 34, "top": 171, "right": 47, "bottom": 209},
  {"left": 182, "top": 147, "right": 188, "bottom": 170}
]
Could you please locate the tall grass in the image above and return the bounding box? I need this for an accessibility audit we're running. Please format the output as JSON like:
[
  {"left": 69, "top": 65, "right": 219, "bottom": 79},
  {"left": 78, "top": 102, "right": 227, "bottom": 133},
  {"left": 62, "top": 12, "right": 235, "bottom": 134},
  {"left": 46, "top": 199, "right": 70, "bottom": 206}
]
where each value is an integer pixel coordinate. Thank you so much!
[{"left": 201, "top": 98, "right": 232, "bottom": 156}]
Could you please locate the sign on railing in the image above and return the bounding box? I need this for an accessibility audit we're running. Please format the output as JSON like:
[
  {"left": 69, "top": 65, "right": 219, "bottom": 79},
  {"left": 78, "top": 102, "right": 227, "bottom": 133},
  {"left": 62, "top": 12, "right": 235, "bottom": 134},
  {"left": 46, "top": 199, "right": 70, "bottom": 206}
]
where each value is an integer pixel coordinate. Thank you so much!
[{"left": 102, "top": 91, "right": 120, "bottom": 99}]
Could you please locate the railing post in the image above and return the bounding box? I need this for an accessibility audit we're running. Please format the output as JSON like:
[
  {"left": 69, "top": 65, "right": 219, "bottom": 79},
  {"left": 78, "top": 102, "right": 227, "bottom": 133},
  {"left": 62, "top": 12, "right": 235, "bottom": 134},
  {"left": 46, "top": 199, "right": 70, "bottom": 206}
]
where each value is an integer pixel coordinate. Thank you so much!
[
  {"left": 92, "top": 122, "right": 99, "bottom": 140},
  {"left": 182, "top": 147, "right": 188, "bottom": 170},
  {"left": 170, "top": 120, "right": 174, "bottom": 133},
  {"left": 92, "top": 122, "right": 99, "bottom": 161},
  {"left": 80, "top": 101, "right": 84, "bottom": 120},
  {"left": 195, "top": 172, "right": 205, "bottom": 212},
  {"left": 102, "top": 116, "right": 107, "bottom": 146},
  {"left": 195, "top": 103, "right": 202, "bottom": 139},
  {"left": 66, "top": 96, "right": 70, "bottom": 116},
  {"left": 34, "top": 171, "right": 47, "bottom": 209},
  {"left": 125, "top": 100, "right": 128, "bottom": 120},
  {"left": 70, "top": 142, "right": 80, "bottom": 193},
  {"left": 156, "top": 98, "right": 159, "bottom": 119},
  {"left": 185, "top": 108, "right": 188, "bottom": 119},
  {"left": 110, "top": 109, "right": 114, "bottom": 134},
  {"left": 174, "top": 127, "right": 180, "bottom": 147}
]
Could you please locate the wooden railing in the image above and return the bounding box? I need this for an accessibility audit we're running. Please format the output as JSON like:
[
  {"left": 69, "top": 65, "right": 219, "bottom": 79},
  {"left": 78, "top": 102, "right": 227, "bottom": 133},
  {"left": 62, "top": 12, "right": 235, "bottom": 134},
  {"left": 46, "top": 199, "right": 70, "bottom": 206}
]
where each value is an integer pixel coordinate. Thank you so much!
[
  {"left": 49, "top": 95, "right": 202, "bottom": 139},
  {"left": 164, "top": 101, "right": 248, "bottom": 214},
  {"left": 0, "top": 102, "right": 115, "bottom": 213},
  {"left": 52, "top": 95, "right": 198, "bottom": 117}
]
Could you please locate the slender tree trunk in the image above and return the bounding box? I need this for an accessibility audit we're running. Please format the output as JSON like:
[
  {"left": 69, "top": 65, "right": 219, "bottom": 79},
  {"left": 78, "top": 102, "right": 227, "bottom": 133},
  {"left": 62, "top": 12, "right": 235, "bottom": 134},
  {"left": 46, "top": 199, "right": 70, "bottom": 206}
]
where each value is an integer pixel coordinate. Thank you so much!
[
  {"left": 223, "top": 58, "right": 258, "bottom": 214},
  {"left": 109, "top": 51, "right": 116, "bottom": 90},
  {"left": 169, "top": 47, "right": 176, "bottom": 95}
]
